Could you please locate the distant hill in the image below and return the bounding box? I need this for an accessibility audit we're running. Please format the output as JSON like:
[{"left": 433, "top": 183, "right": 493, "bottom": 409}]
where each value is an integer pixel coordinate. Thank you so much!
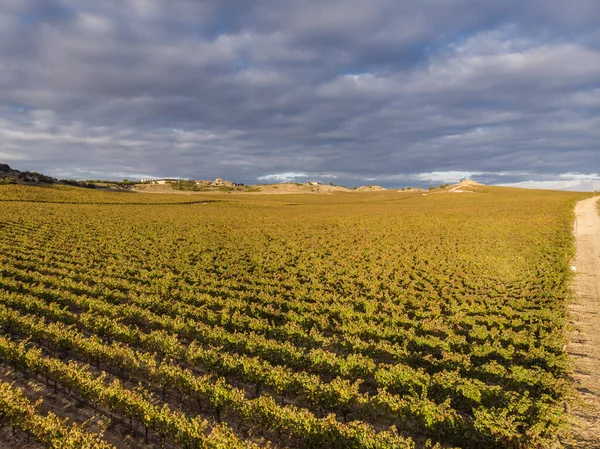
[
  {"left": 252, "top": 182, "right": 389, "bottom": 194},
  {"left": 0, "top": 163, "right": 56, "bottom": 185},
  {"left": 0, "top": 163, "right": 95, "bottom": 188}
]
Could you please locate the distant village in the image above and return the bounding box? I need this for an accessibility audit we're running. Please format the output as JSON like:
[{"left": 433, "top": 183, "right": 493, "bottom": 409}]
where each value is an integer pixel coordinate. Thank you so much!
[
  {"left": 140, "top": 178, "right": 326, "bottom": 187},
  {"left": 141, "top": 177, "right": 241, "bottom": 187}
]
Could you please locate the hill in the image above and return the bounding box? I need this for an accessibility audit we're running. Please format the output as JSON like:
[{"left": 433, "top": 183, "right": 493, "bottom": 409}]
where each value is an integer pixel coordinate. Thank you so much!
[
  {"left": 252, "top": 182, "right": 388, "bottom": 194},
  {"left": 0, "top": 163, "right": 96, "bottom": 188},
  {"left": 0, "top": 163, "right": 56, "bottom": 185}
]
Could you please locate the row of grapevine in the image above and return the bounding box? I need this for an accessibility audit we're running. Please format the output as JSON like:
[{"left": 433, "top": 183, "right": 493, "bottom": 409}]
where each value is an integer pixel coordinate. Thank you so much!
[
  {"left": 0, "top": 333, "right": 261, "bottom": 449},
  {"left": 0, "top": 378, "right": 114, "bottom": 448},
  {"left": 0, "top": 263, "right": 563, "bottom": 411},
  {"left": 0, "top": 261, "right": 559, "bottom": 447},
  {"left": 0, "top": 302, "right": 415, "bottom": 449}
]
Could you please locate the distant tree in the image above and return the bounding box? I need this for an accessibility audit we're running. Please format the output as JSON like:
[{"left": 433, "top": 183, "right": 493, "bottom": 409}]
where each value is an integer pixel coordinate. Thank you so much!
[
  {"left": 58, "top": 179, "right": 96, "bottom": 189},
  {"left": 37, "top": 174, "right": 56, "bottom": 184},
  {"left": 172, "top": 180, "right": 202, "bottom": 191}
]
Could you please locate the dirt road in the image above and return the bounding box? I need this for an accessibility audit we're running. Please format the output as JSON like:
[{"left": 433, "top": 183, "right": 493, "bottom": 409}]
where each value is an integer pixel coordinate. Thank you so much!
[{"left": 563, "top": 196, "right": 600, "bottom": 448}]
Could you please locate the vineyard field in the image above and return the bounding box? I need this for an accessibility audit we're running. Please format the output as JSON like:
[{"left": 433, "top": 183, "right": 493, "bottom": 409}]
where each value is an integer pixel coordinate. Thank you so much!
[{"left": 0, "top": 184, "right": 588, "bottom": 448}]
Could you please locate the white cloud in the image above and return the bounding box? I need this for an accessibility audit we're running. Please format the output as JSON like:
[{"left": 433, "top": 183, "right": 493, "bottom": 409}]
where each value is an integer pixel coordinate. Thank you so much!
[
  {"left": 558, "top": 172, "right": 600, "bottom": 180},
  {"left": 501, "top": 179, "right": 600, "bottom": 192},
  {"left": 258, "top": 172, "right": 338, "bottom": 182},
  {"left": 406, "top": 34, "right": 600, "bottom": 95},
  {"left": 414, "top": 171, "right": 476, "bottom": 182}
]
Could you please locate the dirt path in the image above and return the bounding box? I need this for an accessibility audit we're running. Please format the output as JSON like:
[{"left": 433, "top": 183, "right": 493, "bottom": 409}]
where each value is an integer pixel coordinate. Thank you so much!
[{"left": 563, "top": 196, "right": 600, "bottom": 448}]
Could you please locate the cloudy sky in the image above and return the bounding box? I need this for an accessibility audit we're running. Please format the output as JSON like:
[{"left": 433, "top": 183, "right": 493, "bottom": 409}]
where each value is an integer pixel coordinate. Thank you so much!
[{"left": 1, "top": 1, "right": 599, "bottom": 189}]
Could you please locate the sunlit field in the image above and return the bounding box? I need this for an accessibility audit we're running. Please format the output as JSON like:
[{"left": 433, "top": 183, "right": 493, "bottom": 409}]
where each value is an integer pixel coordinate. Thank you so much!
[{"left": 0, "top": 185, "right": 586, "bottom": 448}]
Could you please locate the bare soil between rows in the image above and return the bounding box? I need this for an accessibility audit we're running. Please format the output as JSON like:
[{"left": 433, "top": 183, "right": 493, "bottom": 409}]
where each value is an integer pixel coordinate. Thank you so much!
[{"left": 562, "top": 196, "right": 600, "bottom": 448}]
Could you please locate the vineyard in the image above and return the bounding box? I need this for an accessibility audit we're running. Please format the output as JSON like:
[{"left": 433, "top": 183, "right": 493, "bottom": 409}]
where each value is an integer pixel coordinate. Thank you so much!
[{"left": 0, "top": 184, "right": 587, "bottom": 448}]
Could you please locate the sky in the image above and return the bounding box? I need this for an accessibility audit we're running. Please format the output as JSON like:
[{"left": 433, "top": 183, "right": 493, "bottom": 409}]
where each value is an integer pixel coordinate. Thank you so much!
[{"left": 1, "top": 1, "right": 599, "bottom": 190}]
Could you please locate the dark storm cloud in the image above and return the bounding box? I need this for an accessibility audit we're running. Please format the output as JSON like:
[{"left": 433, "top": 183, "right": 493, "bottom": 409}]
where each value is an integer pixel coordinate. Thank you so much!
[{"left": 1, "top": 0, "right": 599, "bottom": 188}]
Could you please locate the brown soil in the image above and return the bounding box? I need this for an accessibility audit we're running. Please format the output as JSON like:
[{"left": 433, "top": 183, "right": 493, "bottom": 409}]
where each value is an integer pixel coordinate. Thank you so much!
[{"left": 562, "top": 196, "right": 600, "bottom": 448}]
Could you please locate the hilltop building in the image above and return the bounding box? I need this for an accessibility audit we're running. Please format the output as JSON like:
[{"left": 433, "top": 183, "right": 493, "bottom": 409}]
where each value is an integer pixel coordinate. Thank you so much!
[
  {"left": 146, "top": 178, "right": 179, "bottom": 185},
  {"left": 194, "top": 178, "right": 238, "bottom": 187}
]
